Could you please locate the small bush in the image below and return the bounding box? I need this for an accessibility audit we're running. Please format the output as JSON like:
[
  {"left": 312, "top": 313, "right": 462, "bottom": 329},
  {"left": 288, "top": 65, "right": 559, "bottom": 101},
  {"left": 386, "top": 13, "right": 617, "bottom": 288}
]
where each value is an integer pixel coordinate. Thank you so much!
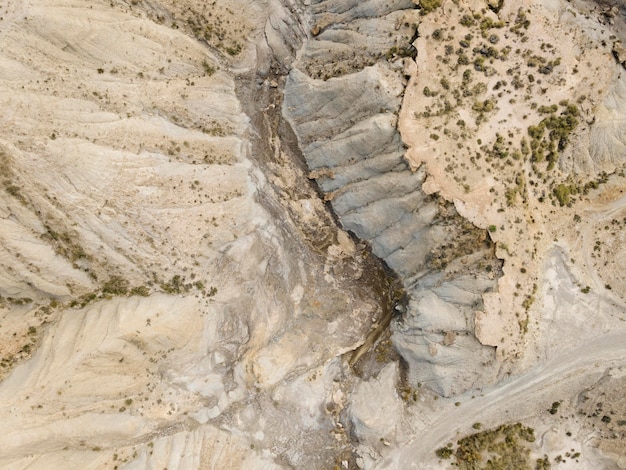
[
  {"left": 202, "top": 60, "right": 216, "bottom": 76},
  {"left": 435, "top": 447, "right": 453, "bottom": 459},
  {"left": 130, "top": 285, "right": 150, "bottom": 297},
  {"left": 553, "top": 184, "right": 575, "bottom": 206},
  {"left": 458, "top": 54, "right": 470, "bottom": 66},
  {"left": 423, "top": 86, "right": 438, "bottom": 97},
  {"left": 473, "top": 98, "right": 495, "bottom": 113},
  {"left": 102, "top": 276, "right": 129, "bottom": 296},
  {"left": 225, "top": 43, "right": 242, "bottom": 56},
  {"left": 460, "top": 14, "right": 475, "bottom": 27},
  {"left": 161, "top": 275, "right": 190, "bottom": 295},
  {"left": 548, "top": 401, "right": 561, "bottom": 415},
  {"left": 420, "top": 0, "right": 442, "bottom": 15}
]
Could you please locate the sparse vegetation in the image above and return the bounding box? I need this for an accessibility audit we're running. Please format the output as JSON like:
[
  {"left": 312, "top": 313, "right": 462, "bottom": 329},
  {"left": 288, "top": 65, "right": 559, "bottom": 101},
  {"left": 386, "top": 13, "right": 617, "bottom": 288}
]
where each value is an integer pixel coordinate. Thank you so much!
[
  {"left": 182, "top": 5, "right": 248, "bottom": 59},
  {"left": 42, "top": 226, "right": 89, "bottom": 263},
  {"left": 527, "top": 102, "right": 579, "bottom": 170},
  {"left": 4, "top": 183, "right": 27, "bottom": 205}
]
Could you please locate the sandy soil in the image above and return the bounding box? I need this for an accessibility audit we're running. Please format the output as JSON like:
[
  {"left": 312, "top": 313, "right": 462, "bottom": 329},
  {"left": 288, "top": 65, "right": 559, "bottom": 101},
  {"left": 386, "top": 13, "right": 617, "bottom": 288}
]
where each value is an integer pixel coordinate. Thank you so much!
[
  {"left": 399, "top": 0, "right": 626, "bottom": 367},
  {"left": 393, "top": 0, "right": 626, "bottom": 466}
]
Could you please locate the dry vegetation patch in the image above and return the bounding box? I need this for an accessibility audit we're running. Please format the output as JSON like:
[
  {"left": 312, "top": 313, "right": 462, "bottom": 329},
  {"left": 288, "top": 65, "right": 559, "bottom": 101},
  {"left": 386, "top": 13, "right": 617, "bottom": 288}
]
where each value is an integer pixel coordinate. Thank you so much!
[{"left": 401, "top": 0, "right": 625, "bottom": 362}]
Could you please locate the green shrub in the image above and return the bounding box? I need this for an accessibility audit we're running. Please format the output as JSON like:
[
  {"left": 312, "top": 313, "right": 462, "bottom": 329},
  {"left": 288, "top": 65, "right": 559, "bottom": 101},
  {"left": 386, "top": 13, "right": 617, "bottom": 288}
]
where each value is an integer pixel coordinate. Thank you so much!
[
  {"left": 102, "top": 276, "right": 129, "bottom": 296},
  {"left": 472, "top": 98, "right": 495, "bottom": 113},
  {"left": 553, "top": 184, "right": 575, "bottom": 206},
  {"left": 225, "top": 43, "right": 242, "bottom": 56},
  {"left": 538, "top": 104, "right": 558, "bottom": 114},
  {"left": 460, "top": 14, "right": 475, "bottom": 27},
  {"left": 130, "top": 285, "right": 150, "bottom": 297},
  {"left": 420, "top": 0, "right": 442, "bottom": 15},
  {"left": 423, "top": 86, "right": 438, "bottom": 97},
  {"left": 161, "top": 275, "right": 190, "bottom": 295},
  {"left": 535, "top": 455, "right": 551, "bottom": 469},
  {"left": 435, "top": 447, "right": 453, "bottom": 459},
  {"left": 548, "top": 401, "right": 561, "bottom": 415},
  {"left": 202, "top": 60, "right": 216, "bottom": 76},
  {"left": 432, "top": 28, "right": 443, "bottom": 40}
]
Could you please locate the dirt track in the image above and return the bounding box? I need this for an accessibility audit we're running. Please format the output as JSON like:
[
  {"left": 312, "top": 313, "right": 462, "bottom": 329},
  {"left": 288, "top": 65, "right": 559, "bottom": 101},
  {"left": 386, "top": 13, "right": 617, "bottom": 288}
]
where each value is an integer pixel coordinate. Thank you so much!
[{"left": 380, "top": 330, "right": 626, "bottom": 468}]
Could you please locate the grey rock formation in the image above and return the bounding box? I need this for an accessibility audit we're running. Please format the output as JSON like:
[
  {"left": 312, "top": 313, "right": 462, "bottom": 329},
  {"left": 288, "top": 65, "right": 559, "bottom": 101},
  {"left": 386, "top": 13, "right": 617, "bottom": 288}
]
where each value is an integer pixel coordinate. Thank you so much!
[
  {"left": 283, "top": 0, "right": 503, "bottom": 396},
  {"left": 300, "top": 0, "right": 416, "bottom": 80}
]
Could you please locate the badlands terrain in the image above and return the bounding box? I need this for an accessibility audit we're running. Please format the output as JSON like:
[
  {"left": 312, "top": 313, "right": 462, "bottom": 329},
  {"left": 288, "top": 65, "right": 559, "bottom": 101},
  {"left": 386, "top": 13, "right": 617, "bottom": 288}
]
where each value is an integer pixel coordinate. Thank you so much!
[{"left": 0, "top": 0, "right": 624, "bottom": 468}]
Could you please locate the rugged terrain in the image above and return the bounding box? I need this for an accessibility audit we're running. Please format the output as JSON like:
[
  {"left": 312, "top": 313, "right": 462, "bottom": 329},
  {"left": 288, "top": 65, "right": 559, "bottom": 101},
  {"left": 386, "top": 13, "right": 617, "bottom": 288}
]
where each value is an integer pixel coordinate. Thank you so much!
[{"left": 0, "top": 0, "right": 624, "bottom": 469}]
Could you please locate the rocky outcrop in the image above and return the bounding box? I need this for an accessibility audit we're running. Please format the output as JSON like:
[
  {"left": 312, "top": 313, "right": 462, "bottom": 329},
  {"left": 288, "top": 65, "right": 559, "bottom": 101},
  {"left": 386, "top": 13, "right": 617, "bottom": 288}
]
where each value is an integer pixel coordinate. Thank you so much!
[
  {"left": 283, "top": 0, "right": 503, "bottom": 397},
  {"left": 576, "top": 71, "right": 626, "bottom": 174},
  {"left": 348, "top": 363, "right": 403, "bottom": 459}
]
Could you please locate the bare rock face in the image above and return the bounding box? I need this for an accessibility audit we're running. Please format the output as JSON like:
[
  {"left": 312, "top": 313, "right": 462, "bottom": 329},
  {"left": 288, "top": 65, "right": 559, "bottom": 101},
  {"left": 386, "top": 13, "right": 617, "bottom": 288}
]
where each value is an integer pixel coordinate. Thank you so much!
[
  {"left": 348, "top": 363, "right": 403, "bottom": 454},
  {"left": 283, "top": 0, "right": 503, "bottom": 397},
  {"left": 300, "top": 0, "right": 417, "bottom": 80},
  {"left": 581, "top": 73, "right": 626, "bottom": 173}
]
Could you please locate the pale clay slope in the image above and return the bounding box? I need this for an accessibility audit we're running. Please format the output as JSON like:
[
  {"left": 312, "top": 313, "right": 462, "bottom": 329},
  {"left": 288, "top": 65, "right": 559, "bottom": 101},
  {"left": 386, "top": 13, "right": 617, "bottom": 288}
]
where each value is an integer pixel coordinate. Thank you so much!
[
  {"left": 0, "top": 0, "right": 625, "bottom": 469},
  {"left": 0, "top": 0, "right": 380, "bottom": 468}
]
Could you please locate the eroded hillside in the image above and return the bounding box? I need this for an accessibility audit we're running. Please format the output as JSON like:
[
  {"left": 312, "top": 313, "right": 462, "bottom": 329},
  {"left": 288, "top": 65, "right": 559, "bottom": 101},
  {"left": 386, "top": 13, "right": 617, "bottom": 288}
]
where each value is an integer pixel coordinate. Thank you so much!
[{"left": 0, "top": 0, "right": 624, "bottom": 469}]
